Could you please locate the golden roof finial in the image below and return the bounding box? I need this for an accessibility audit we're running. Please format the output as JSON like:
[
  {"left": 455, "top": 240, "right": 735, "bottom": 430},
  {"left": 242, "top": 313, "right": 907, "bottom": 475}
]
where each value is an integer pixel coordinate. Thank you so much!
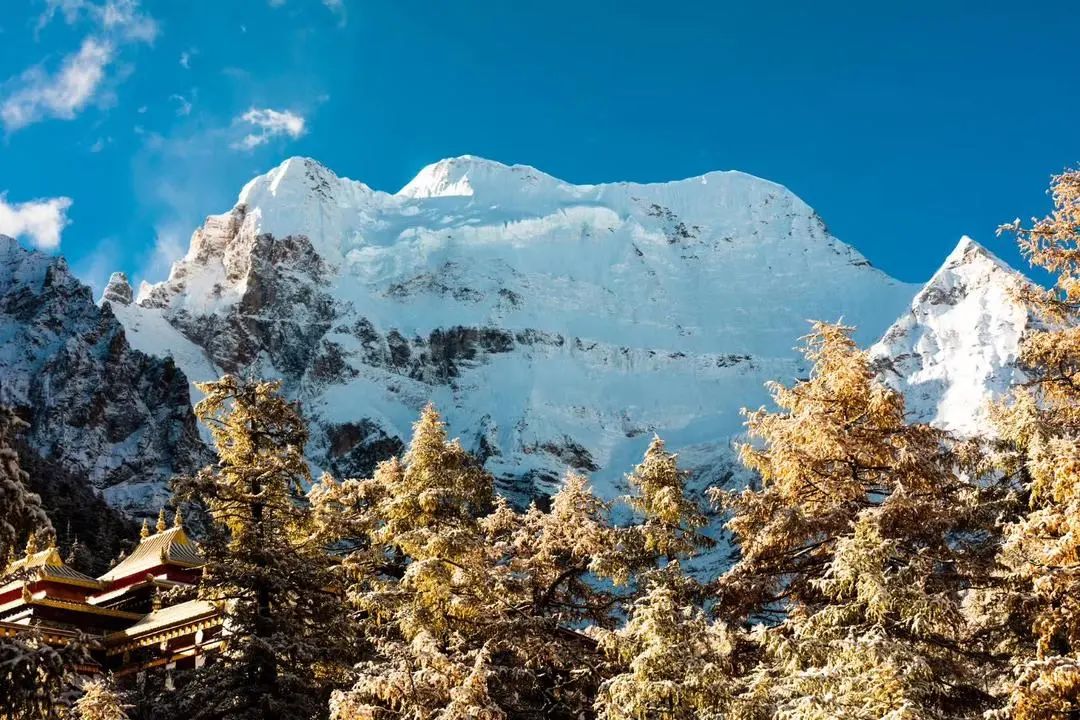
[
  {"left": 173, "top": 506, "right": 184, "bottom": 528},
  {"left": 156, "top": 508, "right": 167, "bottom": 534},
  {"left": 140, "top": 519, "right": 150, "bottom": 540},
  {"left": 24, "top": 533, "right": 38, "bottom": 556}
]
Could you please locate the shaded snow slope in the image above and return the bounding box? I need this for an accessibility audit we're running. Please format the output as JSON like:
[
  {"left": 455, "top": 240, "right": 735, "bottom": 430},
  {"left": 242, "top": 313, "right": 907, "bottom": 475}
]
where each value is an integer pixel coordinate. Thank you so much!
[{"left": 113, "top": 156, "right": 919, "bottom": 510}]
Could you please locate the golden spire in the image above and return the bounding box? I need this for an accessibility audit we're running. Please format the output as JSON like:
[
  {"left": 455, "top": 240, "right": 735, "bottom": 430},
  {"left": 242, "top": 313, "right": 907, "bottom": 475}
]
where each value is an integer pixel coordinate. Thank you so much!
[
  {"left": 173, "top": 506, "right": 184, "bottom": 528},
  {"left": 156, "top": 508, "right": 167, "bottom": 533},
  {"left": 24, "top": 533, "right": 38, "bottom": 557},
  {"left": 140, "top": 519, "right": 150, "bottom": 539}
]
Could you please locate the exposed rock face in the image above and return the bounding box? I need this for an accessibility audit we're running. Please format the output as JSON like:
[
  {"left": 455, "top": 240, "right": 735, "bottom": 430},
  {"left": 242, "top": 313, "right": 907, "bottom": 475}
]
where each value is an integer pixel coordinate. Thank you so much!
[
  {"left": 0, "top": 236, "right": 210, "bottom": 513},
  {"left": 111, "top": 156, "right": 919, "bottom": 505},
  {"left": 870, "top": 236, "right": 1035, "bottom": 435},
  {"left": 102, "top": 272, "right": 133, "bottom": 305}
]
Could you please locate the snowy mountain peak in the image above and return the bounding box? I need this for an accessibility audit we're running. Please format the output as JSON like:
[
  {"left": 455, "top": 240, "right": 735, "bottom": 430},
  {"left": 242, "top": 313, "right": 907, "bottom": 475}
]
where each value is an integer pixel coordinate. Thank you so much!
[
  {"left": 871, "top": 235, "right": 1035, "bottom": 434},
  {"left": 110, "top": 154, "right": 921, "bottom": 510},
  {"left": 941, "top": 235, "right": 1009, "bottom": 273},
  {"left": 102, "top": 272, "right": 133, "bottom": 305},
  {"left": 397, "top": 155, "right": 566, "bottom": 199}
]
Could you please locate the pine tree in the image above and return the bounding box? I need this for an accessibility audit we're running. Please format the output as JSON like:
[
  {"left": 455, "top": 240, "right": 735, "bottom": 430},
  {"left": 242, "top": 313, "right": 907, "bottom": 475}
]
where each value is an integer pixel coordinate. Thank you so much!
[
  {"left": 321, "top": 407, "right": 620, "bottom": 719},
  {"left": 73, "top": 678, "right": 129, "bottom": 720},
  {"left": 595, "top": 576, "right": 735, "bottom": 720},
  {"left": 0, "top": 407, "right": 50, "bottom": 558},
  {"left": 0, "top": 406, "right": 84, "bottom": 720},
  {"left": 713, "top": 322, "right": 1001, "bottom": 719},
  {"left": 320, "top": 404, "right": 498, "bottom": 719},
  {"left": 168, "top": 376, "right": 356, "bottom": 720},
  {"left": 991, "top": 168, "right": 1080, "bottom": 719},
  {"left": 619, "top": 436, "right": 714, "bottom": 582}
]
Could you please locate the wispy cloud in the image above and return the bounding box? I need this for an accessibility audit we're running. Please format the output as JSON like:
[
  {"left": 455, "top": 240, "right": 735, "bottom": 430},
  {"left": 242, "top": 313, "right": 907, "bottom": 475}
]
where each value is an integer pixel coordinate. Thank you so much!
[
  {"left": 1, "top": 38, "right": 113, "bottom": 132},
  {"left": 72, "top": 236, "right": 120, "bottom": 297},
  {"left": 0, "top": 194, "right": 73, "bottom": 250},
  {"left": 268, "top": 0, "right": 347, "bottom": 26},
  {"left": 170, "top": 93, "right": 192, "bottom": 116},
  {"left": 179, "top": 47, "right": 198, "bottom": 69},
  {"left": 322, "top": 0, "right": 347, "bottom": 25},
  {"left": 3, "top": 0, "right": 157, "bottom": 132},
  {"left": 37, "top": 0, "right": 158, "bottom": 43},
  {"left": 231, "top": 108, "right": 306, "bottom": 151}
]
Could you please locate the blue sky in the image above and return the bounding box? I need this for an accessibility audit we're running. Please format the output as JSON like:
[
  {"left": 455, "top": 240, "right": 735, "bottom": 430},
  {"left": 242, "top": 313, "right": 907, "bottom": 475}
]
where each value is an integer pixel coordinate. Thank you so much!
[{"left": 1, "top": 1, "right": 1078, "bottom": 294}]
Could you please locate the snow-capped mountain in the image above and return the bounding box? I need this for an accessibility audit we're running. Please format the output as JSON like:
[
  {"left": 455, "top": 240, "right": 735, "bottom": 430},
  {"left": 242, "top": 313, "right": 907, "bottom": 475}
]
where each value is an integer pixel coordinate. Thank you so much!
[
  {"left": 0, "top": 236, "right": 209, "bottom": 512},
  {"left": 109, "top": 156, "right": 921, "bottom": 505},
  {"left": 870, "top": 236, "right": 1035, "bottom": 435}
]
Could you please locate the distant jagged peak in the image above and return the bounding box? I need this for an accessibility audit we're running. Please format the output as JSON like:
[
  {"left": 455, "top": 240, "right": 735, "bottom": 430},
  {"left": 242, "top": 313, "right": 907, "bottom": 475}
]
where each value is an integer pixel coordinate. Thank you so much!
[
  {"left": 0, "top": 234, "right": 78, "bottom": 289},
  {"left": 102, "top": 272, "right": 133, "bottom": 306}
]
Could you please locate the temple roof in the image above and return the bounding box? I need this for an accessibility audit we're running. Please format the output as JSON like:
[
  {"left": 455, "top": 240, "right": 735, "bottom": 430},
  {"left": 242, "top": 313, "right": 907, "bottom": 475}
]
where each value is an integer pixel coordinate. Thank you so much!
[
  {"left": 98, "top": 526, "right": 204, "bottom": 583},
  {"left": 106, "top": 598, "right": 217, "bottom": 641},
  {"left": 0, "top": 547, "right": 102, "bottom": 594}
]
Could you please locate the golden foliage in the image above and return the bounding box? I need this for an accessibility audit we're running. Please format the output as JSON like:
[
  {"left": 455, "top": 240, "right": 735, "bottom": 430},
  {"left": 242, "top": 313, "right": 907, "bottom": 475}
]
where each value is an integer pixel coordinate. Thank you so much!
[{"left": 992, "top": 168, "right": 1080, "bottom": 720}]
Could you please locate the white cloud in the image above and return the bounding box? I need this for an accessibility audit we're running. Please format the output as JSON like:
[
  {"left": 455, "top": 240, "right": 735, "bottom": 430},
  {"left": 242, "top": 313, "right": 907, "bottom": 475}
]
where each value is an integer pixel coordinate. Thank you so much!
[
  {"left": 170, "top": 94, "right": 192, "bottom": 116},
  {"left": 0, "top": 194, "right": 73, "bottom": 250},
  {"left": 231, "top": 107, "right": 306, "bottom": 151},
  {"left": 179, "top": 47, "right": 197, "bottom": 69},
  {"left": 37, "top": 0, "right": 158, "bottom": 43},
  {"left": 1, "top": 38, "right": 114, "bottom": 132},
  {"left": 5, "top": 0, "right": 157, "bottom": 132},
  {"left": 89, "top": 135, "right": 111, "bottom": 152},
  {"left": 143, "top": 225, "right": 187, "bottom": 283},
  {"left": 99, "top": 0, "right": 158, "bottom": 43}
]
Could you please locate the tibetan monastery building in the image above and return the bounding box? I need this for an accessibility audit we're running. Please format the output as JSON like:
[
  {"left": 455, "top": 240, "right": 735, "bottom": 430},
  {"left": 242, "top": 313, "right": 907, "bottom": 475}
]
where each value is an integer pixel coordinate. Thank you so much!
[{"left": 0, "top": 510, "right": 221, "bottom": 685}]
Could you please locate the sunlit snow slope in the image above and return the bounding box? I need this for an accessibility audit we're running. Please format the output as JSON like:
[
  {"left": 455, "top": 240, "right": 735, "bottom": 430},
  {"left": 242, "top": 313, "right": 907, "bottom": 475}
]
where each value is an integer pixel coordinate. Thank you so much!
[
  {"left": 871, "top": 236, "right": 1036, "bottom": 435},
  {"left": 111, "top": 156, "right": 921, "bottom": 506}
]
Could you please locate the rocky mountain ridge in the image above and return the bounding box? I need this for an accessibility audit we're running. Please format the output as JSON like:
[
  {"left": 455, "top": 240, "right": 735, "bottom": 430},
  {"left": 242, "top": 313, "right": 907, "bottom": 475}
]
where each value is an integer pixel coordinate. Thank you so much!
[{"left": 0, "top": 235, "right": 209, "bottom": 512}]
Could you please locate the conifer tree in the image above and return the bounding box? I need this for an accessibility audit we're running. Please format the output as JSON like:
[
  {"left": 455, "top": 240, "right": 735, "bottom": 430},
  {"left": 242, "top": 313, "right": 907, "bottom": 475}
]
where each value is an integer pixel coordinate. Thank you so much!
[
  {"left": 618, "top": 436, "right": 713, "bottom": 583},
  {"left": 0, "top": 406, "right": 83, "bottom": 720},
  {"left": 323, "top": 404, "right": 499, "bottom": 719},
  {"left": 595, "top": 575, "right": 735, "bottom": 720},
  {"left": 73, "top": 679, "right": 129, "bottom": 720},
  {"left": 991, "top": 168, "right": 1080, "bottom": 719},
  {"left": 713, "top": 322, "right": 1000, "bottom": 719},
  {"left": 169, "top": 376, "right": 356, "bottom": 720},
  {"left": 0, "top": 407, "right": 50, "bottom": 557},
  {"left": 321, "top": 407, "right": 620, "bottom": 719}
]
